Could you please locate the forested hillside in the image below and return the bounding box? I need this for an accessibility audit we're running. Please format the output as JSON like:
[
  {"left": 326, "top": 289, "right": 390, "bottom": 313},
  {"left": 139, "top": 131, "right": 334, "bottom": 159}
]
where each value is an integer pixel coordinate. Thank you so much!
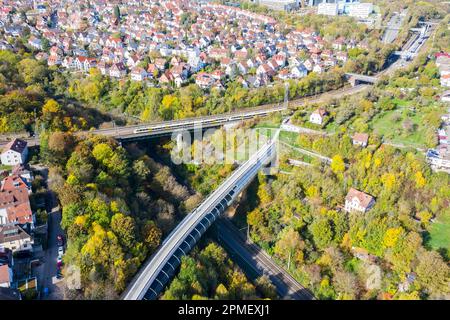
[
  {"left": 40, "top": 133, "right": 202, "bottom": 298},
  {"left": 163, "top": 242, "right": 277, "bottom": 300}
]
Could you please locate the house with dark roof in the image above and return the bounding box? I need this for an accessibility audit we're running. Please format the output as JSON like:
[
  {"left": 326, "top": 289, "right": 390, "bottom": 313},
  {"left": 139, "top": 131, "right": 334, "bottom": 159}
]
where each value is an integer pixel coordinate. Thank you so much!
[{"left": 1, "top": 139, "right": 28, "bottom": 166}]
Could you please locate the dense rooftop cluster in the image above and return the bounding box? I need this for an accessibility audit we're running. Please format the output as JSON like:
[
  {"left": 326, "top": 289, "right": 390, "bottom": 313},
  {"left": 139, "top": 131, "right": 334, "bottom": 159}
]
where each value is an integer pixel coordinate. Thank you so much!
[{"left": 0, "top": 0, "right": 368, "bottom": 89}]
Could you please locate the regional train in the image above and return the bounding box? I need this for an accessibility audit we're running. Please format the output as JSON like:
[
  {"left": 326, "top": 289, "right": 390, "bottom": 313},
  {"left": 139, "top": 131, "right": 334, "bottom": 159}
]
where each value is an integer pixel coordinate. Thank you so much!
[{"left": 132, "top": 106, "right": 285, "bottom": 135}]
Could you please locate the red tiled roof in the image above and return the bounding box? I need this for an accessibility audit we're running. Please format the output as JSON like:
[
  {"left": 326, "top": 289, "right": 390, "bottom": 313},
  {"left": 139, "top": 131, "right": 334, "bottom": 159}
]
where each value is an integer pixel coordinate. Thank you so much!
[
  {"left": 345, "top": 188, "right": 374, "bottom": 209},
  {"left": 1, "top": 175, "right": 28, "bottom": 192},
  {"left": 0, "top": 264, "right": 10, "bottom": 284}
]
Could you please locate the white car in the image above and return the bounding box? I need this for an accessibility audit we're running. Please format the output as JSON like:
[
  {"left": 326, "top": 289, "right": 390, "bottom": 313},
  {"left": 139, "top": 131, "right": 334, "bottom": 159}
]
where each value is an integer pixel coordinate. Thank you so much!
[{"left": 57, "top": 246, "right": 64, "bottom": 257}]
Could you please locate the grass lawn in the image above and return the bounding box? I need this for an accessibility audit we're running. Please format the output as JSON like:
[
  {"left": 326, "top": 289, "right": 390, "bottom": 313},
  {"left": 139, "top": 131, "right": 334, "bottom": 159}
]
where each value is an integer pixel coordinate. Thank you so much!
[
  {"left": 254, "top": 121, "right": 281, "bottom": 129},
  {"left": 427, "top": 212, "right": 450, "bottom": 258},
  {"left": 370, "top": 110, "right": 429, "bottom": 148},
  {"left": 392, "top": 98, "right": 410, "bottom": 108},
  {"left": 279, "top": 131, "right": 301, "bottom": 147}
]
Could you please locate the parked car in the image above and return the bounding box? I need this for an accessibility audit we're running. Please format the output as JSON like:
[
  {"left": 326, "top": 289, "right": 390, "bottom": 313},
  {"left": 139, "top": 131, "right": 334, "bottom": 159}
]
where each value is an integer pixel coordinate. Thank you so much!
[
  {"left": 58, "top": 246, "right": 64, "bottom": 257},
  {"left": 56, "top": 234, "right": 64, "bottom": 247}
]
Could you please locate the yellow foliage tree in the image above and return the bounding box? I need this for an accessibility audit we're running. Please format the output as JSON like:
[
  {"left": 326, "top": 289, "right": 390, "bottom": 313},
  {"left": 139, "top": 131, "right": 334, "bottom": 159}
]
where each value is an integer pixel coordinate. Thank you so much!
[
  {"left": 415, "top": 171, "right": 426, "bottom": 188},
  {"left": 331, "top": 155, "right": 345, "bottom": 175},
  {"left": 381, "top": 173, "right": 396, "bottom": 191},
  {"left": 383, "top": 227, "right": 404, "bottom": 248},
  {"left": 42, "top": 99, "right": 61, "bottom": 114}
]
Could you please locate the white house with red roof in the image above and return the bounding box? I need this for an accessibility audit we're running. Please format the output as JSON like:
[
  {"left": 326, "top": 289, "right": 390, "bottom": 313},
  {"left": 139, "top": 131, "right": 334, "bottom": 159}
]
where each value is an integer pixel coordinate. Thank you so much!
[
  {"left": 130, "top": 67, "right": 148, "bottom": 82},
  {"left": 344, "top": 188, "right": 375, "bottom": 213},
  {"left": 310, "top": 108, "right": 328, "bottom": 125}
]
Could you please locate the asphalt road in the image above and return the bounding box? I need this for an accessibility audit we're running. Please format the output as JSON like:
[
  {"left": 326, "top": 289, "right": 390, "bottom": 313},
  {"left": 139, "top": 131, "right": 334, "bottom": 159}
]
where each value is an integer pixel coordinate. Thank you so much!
[
  {"left": 32, "top": 166, "right": 64, "bottom": 300},
  {"left": 215, "top": 218, "right": 315, "bottom": 300},
  {"left": 41, "top": 190, "right": 64, "bottom": 300},
  {"left": 382, "top": 12, "right": 405, "bottom": 44}
]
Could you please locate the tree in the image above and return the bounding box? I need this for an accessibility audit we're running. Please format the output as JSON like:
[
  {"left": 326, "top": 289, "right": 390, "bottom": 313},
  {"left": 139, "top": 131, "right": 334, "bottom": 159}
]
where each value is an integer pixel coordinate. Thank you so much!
[
  {"left": 48, "top": 131, "right": 75, "bottom": 164},
  {"left": 92, "top": 143, "right": 114, "bottom": 165},
  {"left": 17, "top": 58, "right": 47, "bottom": 84},
  {"left": 247, "top": 208, "right": 264, "bottom": 228},
  {"left": 111, "top": 213, "right": 136, "bottom": 250},
  {"left": 333, "top": 270, "right": 359, "bottom": 299},
  {"left": 383, "top": 227, "right": 404, "bottom": 248},
  {"left": 415, "top": 250, "right": 449, "bottom": 296},
  {"left": 255, "top": 276, "right": 277, "bottom": 300},
  {"left": 331, "top": 155, "right": 345, "bottom": 175},
  {"left": 141, "top": 221, "right": 162, "bottom": 252},
  {"left": 274, "top": 227, "right": 304, "bottom": 266},
  {"left": 42, "top": 99, "right": 61, "bottom": 114},
  {"left": 310, "top": 218, "right": 333, "bottom": 250}
]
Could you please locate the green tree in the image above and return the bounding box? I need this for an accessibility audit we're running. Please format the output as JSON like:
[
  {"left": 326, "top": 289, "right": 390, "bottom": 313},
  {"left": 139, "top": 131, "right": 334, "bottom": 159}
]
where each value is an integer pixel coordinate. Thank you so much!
[{"left": 310, "top": 218, "right": 333, "bottom": 250}]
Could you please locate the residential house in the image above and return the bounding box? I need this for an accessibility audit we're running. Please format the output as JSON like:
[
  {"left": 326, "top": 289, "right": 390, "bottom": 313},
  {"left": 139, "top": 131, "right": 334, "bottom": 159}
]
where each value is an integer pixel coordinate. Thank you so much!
[
  {"left": 147, "top": 64, "right": 159, "bottom": 78},
  {"left": 159, "top": 71, "right": 174, "bottom": 85},
  {"left": 256, "top": 64, "right": 275, "bottom": 77},
  {"left": 1, "top": 139, "right": 28, "bottom": 166},
  {"left": 303, "top": 59, "right": 314, "bottom": 71},
  {"left": 155, "top": 58, "right": 167, "bottom": 71},
  {"left": 309, "top": 108, "right": 328, "bottom": 125},
  {"left": 290, "top": 65, "right": 308, "bottom": 79},
  {"left": 0, "top": 225, "right": 33, "bottom": 252},
  {"left": 130, "top": 67, "right": 147, "bottom": 82},
  {"left": 352, "top": 133, "right": 369, "bottom": 147},
  {"left": 332, "top": 37, "right": 346, "bottom": 51},
  {"left": 28, "top": 36, "right": 42, "bottom": 50},
  {"left": 98, "top": 60, "right": 110, "bottom": 75},
  {"left": 441, "top": 74, "right": 450, "bottom": 87},
  {"left": 336, "top": 52, "right": 348, "bottom": 63},
  {"left": 75, "top": 56, "right": 97, "bottom": 72},
  {"left": 344, "top": 188, "right": 375, "bottom": 213},
  {"left": 109, "top": 62, "right": 127, "bottom": 78},
  {"left": 313, "top": 63, "right": 325, "bottom": 74},
  {"left": 1, "top": 175, "right": 31, "bottom": 194},
  {"left": 211, "top": 70, "right": 226, "bottom": 81},
  {"left": 0, "top": 264, "right": 12, "bottom": 288},
  {"left": 195, "top": 72, "right": 214, "bottom": 89},
  {"left": 238, "top": 61, "right": 249, "bottom": 75}
]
